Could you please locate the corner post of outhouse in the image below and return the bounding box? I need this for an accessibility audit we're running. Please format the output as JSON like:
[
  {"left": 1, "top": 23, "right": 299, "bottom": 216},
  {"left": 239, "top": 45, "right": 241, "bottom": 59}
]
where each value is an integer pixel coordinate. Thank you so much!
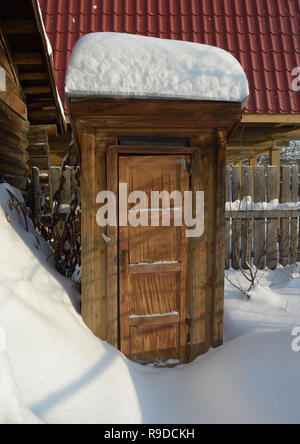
[
  {"left": 211, "top": 128, "right": 227, "bottom": 348},
  {"left": 81, "top": 126, "right": 107, "bottom": 341}
]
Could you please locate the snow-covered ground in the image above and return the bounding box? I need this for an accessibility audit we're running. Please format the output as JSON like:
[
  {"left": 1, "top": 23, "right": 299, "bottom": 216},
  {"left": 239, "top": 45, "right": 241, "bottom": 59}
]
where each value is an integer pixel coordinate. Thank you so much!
[{"left": 0, "top": 183, "right": 300, "bottom": 424}]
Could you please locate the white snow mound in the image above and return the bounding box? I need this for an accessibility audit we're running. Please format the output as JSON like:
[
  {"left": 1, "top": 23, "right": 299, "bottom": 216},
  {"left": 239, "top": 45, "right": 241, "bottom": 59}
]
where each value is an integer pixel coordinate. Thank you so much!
[{"left": 65, "top": 33, "right": 249, "bottom": 104}]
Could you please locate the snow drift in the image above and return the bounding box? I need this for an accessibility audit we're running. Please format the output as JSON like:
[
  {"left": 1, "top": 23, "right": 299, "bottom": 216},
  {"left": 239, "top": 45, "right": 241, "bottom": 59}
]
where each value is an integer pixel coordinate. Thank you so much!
[
  {"left": 65, "top": 33, "right": 249, "bottom": 104},
  {"left": 0, "top": 184, "right": 300, "bottom": 424}
]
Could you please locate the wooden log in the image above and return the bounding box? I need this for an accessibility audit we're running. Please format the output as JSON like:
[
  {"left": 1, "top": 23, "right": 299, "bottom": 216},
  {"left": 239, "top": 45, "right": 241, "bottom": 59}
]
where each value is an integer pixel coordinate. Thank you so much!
[
  {"left": 225, "top": 166, "right": 231, "bottom": 269},
  {"left": 279, "top": 166, "right": 291, "bottom": 266},
  {"left": 28, "top": 109, "right": 58, "bottom": 122},
  {"left": 27, "top": 156, "right": 49, "bottom": 171},
  {"left": 231, "top": 165, "right": 241, "bottom": 269},
  {"left": 0, "top": 99, "right": 30, "bottom": 136},
  {"left": 253, "top": 166, "right": 266, "bottom": 269},
  {"left": 266, "top": 166, "right": 279, "bottom": 269},
  {"left": 0, "top": 89, "right": 27, "bottom": 120},
  {"left": 0, "top": 158, "right": 28, "bottom": 176},
  {"left": 3, "top": 174, "right": 28, "bottom": 191},
  {"left": 0, "top": 142, "right": 29, "bottom": 163},
  {"left": 241, "top": 166, "right": 252, "bottom": 269},
  {"left": 0, "top": 124, "right": 29, "bottom": 151},
  {"left": 1, "top": 20, "right": 37, "bottom": 34},
  {"left": 23, "top": 86, "right": 51, "bottom": 95},
  {"left": 19, "top": 72, "right": 48, "bottom": 81},
  {"left": 12, "top": 53, "right": 43, "bottom": 65},
  {"left": 27, "top": 144, "right": 49, "bottom": 156}
]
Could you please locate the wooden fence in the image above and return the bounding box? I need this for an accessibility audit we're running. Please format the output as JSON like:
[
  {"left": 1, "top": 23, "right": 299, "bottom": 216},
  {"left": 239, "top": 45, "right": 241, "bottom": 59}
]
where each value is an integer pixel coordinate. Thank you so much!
[
  {"left": 31, "top": 166, "right": 80, "bottom": 223},
  {"left": 49, "top": 166, "right": 79, "bottom": 205},
  {"left": 225, "top": 165, "right": 300, "bottom": 270}
]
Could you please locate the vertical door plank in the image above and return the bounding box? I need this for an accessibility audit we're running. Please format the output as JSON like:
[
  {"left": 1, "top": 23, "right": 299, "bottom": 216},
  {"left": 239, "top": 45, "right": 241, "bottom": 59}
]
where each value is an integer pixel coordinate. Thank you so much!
[
  {"left": 190, "top": 149, "right": 210, "bottom": 361},
  {"left": 107, "top": 149, "right": 119, "bottom": 348}
]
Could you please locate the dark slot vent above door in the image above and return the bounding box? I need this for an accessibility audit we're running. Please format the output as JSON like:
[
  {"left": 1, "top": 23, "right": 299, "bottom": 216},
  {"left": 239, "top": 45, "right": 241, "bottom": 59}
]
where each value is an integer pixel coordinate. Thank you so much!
[{"left": 118, "top": 136, "right": 189, "bottom": 147}]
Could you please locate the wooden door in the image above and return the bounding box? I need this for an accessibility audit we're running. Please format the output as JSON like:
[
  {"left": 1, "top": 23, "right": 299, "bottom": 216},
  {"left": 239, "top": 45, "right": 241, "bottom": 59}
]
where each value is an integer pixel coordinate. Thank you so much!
[{"left": 119, "top": 155, "right": 190, "bottom": 365}]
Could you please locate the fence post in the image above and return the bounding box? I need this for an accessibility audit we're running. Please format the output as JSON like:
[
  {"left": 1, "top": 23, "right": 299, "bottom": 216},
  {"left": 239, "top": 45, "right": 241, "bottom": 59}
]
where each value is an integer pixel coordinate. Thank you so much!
[
  {"left": 31, "top": 167, "right": 41, "bottom": 224},
  {"left": 49, "top": 167, "right": 60, "bottom": 202},
  {"left": 62, "top": 167, "right": 71, "bottom": 205}
]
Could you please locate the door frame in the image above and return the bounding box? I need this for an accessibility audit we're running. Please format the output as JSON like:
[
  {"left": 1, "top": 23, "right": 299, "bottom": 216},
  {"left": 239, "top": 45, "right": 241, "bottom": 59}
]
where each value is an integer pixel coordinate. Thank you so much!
[{"left": 106, "top": 145, "right": 197, "bottom": 352}]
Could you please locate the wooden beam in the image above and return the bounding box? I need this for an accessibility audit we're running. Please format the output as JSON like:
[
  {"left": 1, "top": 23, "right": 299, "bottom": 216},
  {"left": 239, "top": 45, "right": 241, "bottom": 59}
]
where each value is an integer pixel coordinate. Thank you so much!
[
  {"left": 230, "top": 127, "right": 300, "bottom": 146},
  {"left": 23, "top": 86, "right": 51, "bottom": 95},
  {"left": 242, "top": 114, "right": 300, "bottom": 125},
  {"left": 269, "top": 146, "right": 281, "bottom": 167},
  {"left": 1, "top": 20, "right": 37, "bottom": 35},
  {"left": 249, "top": 157, "right": 258, "bottom": 166},
  {"left": 226, "top": 210, "right": 300, "bottom": 219},
  {"left": 19, "top": 72, "right": 48, "bottom": 81},
  {"left": 12, "top": 53, "right": 43, "bottom": 65}
]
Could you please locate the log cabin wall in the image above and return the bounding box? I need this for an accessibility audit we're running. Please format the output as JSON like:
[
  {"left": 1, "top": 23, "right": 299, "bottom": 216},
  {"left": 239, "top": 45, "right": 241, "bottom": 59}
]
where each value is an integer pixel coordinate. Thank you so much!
[
  {"left": 0, "top": 34, "right": 30, "bottom": 191},
  {"left": 0, "top": 0, "right": 66, "bottom": 201}
]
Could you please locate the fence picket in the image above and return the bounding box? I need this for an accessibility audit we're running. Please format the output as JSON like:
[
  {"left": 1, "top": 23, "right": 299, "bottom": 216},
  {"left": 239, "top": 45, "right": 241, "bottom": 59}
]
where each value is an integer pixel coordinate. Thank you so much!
[
  {"left": 241, "top": 166, "right": 252, "bottom": 269},
  {"left": 225, "top": 167, "right": 231, "bottom": 269},
  {"left": 266, "top": 167, "right": 279, "bottom": 270},
  {"left": 253, "top": 166, "right": 265, "bottom": 269},
  {"left": 291, "top": 166, "right": 299, "bottom": 264},
  {"left": 225, "top": 164, "right": 299, "bottom": 270},
  {"left": 231, "top": 166, "right": 241, "bottom": 269},
  {"left": 279, "top": 166, "right": 291, "bottom": 266}
]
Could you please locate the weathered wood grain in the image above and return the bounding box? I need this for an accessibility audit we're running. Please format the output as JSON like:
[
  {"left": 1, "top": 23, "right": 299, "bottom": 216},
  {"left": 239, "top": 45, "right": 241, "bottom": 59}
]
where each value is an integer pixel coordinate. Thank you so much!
[
  {"left": 266, "top": 167, "right": 279, "bottom": 269},
  {"left": 231, "top": 165, "right": 241, "bottom": 269},
  {"left": 253, "top": 166, "right": 266, "bottom": 269},
  {"left": 279, "top": 166, "right": 290, "bottom": 266}
]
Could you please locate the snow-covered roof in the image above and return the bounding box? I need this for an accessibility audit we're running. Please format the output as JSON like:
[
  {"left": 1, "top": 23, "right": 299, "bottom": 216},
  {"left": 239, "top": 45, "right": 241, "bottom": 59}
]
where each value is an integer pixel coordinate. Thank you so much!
[{"left": 65, "top": 33, "right": 249, "bottom": 105}]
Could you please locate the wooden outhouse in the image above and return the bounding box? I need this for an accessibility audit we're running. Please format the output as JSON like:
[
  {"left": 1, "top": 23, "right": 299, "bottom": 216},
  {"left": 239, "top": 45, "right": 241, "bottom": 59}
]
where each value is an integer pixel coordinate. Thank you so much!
[{"left": 67, "top": 33, "right": 247, "bottom": 366}]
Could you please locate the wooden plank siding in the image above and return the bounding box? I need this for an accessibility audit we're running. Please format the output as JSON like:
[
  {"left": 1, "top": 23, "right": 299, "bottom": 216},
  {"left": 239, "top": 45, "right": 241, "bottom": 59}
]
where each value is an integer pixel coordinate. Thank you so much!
[{"left": 69, "top": 97, "right": 243, "bottom": 365}]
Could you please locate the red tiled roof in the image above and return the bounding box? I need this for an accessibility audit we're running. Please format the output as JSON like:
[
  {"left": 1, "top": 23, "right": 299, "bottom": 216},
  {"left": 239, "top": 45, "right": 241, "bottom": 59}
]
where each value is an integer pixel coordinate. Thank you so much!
[{"left": 38, "top": 0, "right": 300, "bottom": 114}]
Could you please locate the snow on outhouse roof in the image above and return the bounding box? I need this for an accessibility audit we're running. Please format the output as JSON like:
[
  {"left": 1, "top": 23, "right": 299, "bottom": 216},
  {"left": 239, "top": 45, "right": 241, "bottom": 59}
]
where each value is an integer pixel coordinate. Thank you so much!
[{"left": 65, "top": 32, "right": 249, "bottom": 105}]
